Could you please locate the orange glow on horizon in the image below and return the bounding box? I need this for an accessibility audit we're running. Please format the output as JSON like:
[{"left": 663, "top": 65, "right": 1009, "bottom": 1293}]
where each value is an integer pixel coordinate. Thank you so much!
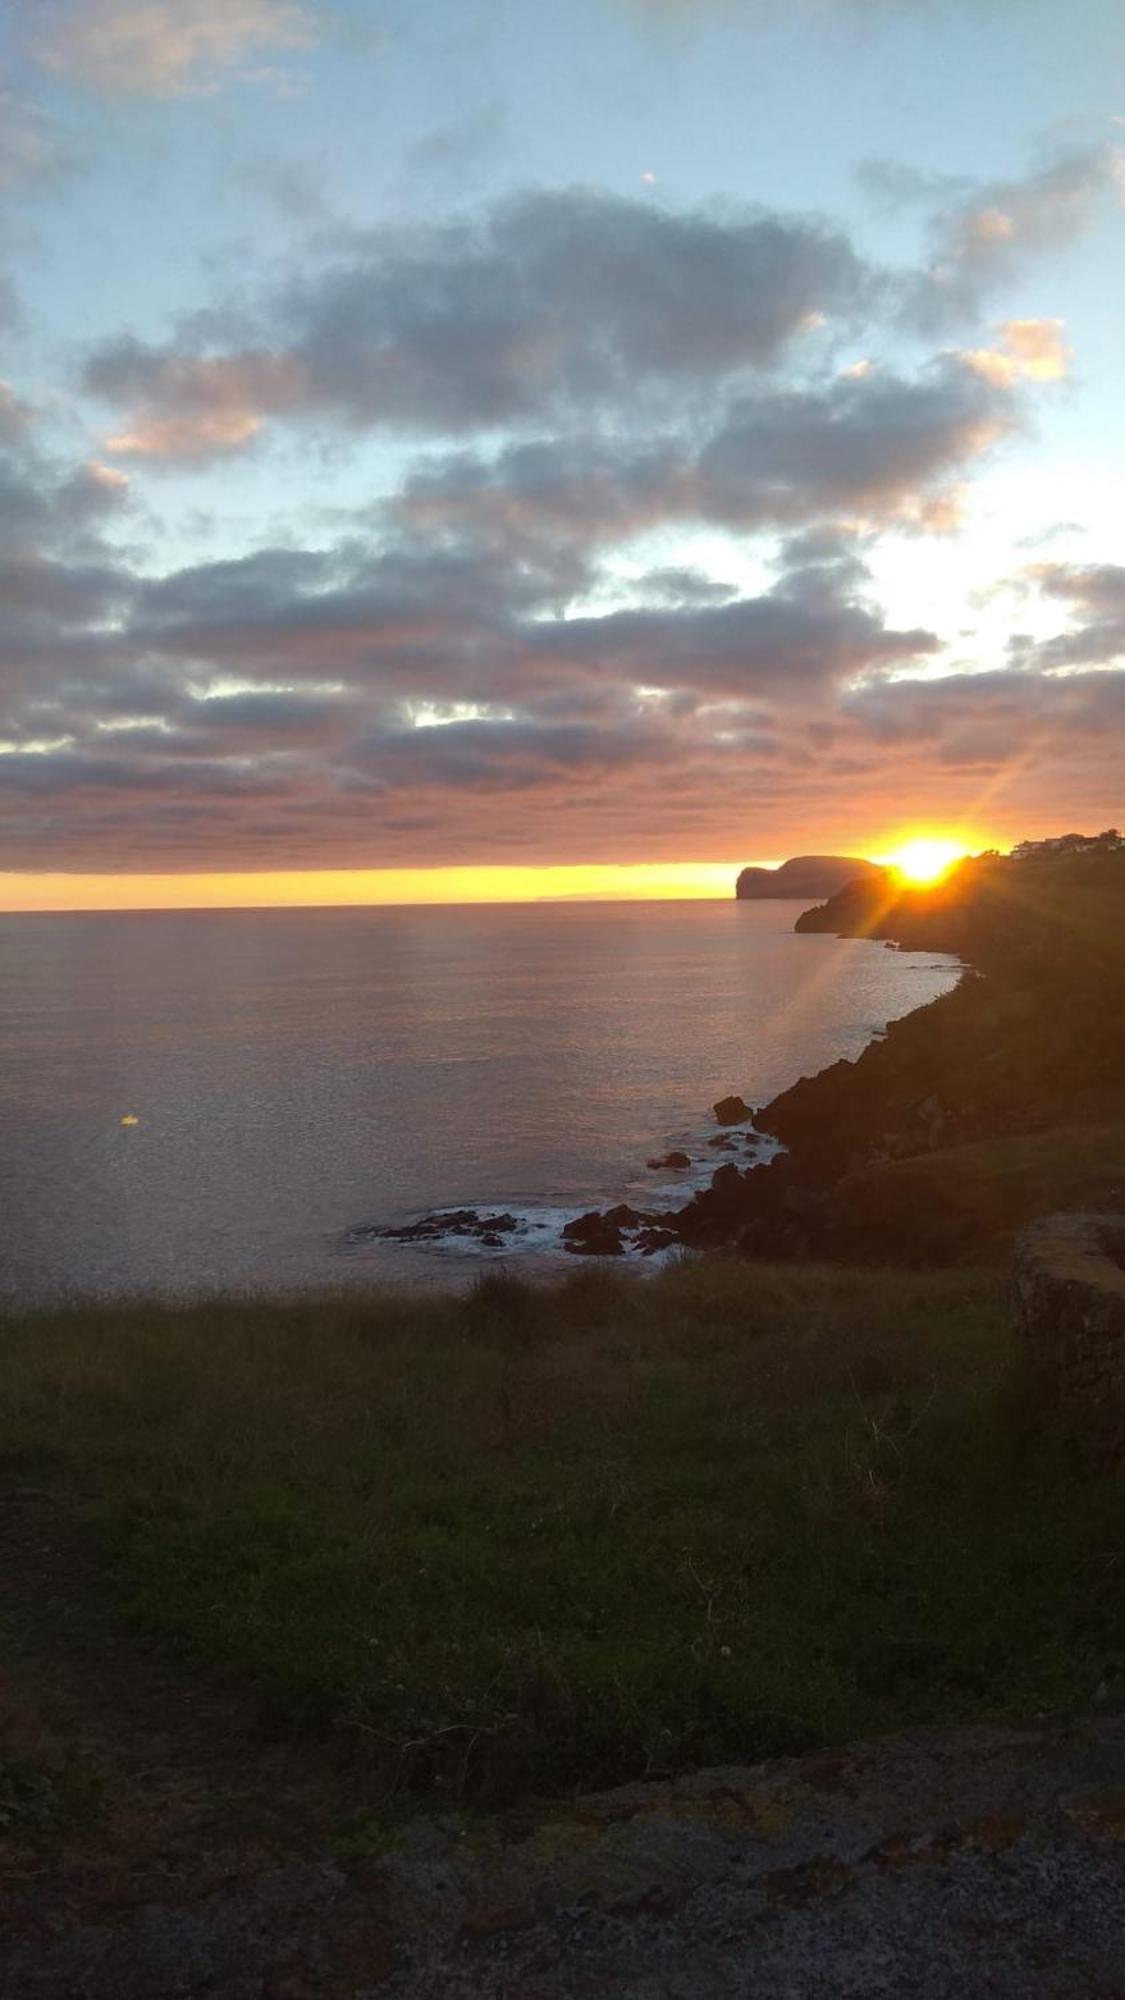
[
  {"left": 0, "top": 830, "right": 1005, "bottom": 913},
  {"left": 0, "top": 861, "right": 758, "bottom": 914}
]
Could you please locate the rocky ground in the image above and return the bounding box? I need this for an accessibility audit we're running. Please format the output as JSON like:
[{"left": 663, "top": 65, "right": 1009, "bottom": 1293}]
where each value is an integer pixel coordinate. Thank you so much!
[{"left": 1, "top": 1484, "right": 1123, "bottom": 1999}]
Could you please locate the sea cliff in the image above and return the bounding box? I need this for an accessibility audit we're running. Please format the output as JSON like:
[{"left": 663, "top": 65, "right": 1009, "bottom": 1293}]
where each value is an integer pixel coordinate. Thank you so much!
[
  {"left": 735, "top": 853, "right": 881, "bottom": 899},
  {"left": 672, "top": 839, "right": 1125, "bottom": 1264}
]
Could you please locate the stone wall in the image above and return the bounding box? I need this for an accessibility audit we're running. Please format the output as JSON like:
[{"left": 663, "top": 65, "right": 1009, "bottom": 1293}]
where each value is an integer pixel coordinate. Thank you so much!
[{"left": 1014, "top": 1212, "right": 1125, "bottom": 1465}]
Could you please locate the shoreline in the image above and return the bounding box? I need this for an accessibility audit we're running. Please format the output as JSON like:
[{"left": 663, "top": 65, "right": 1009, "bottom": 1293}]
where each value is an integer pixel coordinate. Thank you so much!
[
  {"left": 13, "top": 840, "right": 1124, "bottom": 1301},
  {"left": 2, "top": 912, "right": 960, "bottom": 1312},
  {"left": 348, "top": 930, "right": 961, "bottom": 1271}
]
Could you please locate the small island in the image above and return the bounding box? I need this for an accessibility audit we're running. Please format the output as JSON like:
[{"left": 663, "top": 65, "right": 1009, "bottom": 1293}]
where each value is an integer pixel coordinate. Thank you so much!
[{"left": 735, "top": 853, "right": 883, "bottom": 900}]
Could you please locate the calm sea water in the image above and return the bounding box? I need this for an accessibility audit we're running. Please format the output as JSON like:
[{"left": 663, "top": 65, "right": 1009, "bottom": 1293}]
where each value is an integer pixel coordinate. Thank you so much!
[{"left": 0, "top": 900, "right": 959, "bottom": 1303}]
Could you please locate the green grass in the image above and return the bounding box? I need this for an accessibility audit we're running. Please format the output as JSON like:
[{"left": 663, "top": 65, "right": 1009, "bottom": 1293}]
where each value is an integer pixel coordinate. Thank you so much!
[
  {"left": 829, "top": 1119, "right": 1125, "bottom": 1266},
  {"left": 1, "top": 1259, "right": 1122, "bottom": 1805}
]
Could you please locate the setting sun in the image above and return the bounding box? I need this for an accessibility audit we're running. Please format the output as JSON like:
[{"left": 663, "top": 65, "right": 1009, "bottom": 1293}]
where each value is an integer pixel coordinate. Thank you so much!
[{"left": 886, "top": 838, "right": 967, "bottom": 886}]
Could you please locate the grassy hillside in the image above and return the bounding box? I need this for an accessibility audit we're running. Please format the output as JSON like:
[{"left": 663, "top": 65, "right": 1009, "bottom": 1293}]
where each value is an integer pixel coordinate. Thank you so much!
[{"left": 2, "top": 1260, "right": 1122, "bottom": 1809}]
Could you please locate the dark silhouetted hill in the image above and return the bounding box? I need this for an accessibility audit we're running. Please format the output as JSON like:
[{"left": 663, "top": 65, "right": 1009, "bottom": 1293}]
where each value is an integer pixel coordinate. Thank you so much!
[
  {"left": 675, "top": 836, "right": 1125, "bottom": 1264},
  {"left": 735, "top": 854, "right": 882, "bottom": 900}
]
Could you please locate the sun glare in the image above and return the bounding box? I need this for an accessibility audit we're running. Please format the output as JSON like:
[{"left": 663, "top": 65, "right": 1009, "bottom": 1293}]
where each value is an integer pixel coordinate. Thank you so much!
[{"left": 886, "top": 837, "right": 966, "bottom": 886}]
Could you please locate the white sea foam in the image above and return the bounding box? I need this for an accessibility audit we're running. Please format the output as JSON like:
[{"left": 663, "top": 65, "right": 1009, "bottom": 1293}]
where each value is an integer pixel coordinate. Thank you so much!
[{"left": 357, "top": 1115, "right": 783, "bottom": 1267}]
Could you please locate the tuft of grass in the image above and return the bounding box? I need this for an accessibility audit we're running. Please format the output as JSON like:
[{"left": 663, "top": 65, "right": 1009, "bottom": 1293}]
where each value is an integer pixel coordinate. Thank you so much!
[
  {"left": 460, "top": 1267, "right": 545, "bottom": 1353},
  {"left": 0, "top": 1260, "right": 1121, "bottom": 1806}
]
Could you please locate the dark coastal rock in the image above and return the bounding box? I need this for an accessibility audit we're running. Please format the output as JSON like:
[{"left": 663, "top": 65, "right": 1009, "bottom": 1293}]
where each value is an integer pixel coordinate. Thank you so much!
[
  {"left": 667, "top": 1160, "right": 764, "bottom": 1250},
  {"left": 379, "top": 1208, "right": 520, "bottom": 1244},
  {"left": 634, "top": 1225, "right": 677, "bottom": 1255},
  {"left": 713, "top": 1094, "right": 750, "bottom": 1125},
  {"left": 562, "top": 1211, "right": 624, "bottom": 1256},
  {"left": 647, "top": 1149, "right": 691, "bottom": 1170},
  {"left": 707, "top": 1135, "right": 736, "bottom": 1150},
  {"left": 604, "top": 1203, "right": 642, "bottom": 1228},
  {"left": 668, "top": 845, "right": 1125, "bottom": 1270}
]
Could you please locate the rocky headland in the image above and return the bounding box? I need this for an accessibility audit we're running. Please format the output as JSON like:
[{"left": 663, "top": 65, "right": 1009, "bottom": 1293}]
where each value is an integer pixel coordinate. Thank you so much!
[
  {"left": 368, "top": 835, "right": 1125, "bottom": 1271},
  {"left": 675, "top": 837, "right": 1125, "bottom": 1264},
  {"left": 735, "top": 854, "right": 882, "bottom": 900},
  {"left": 567, "top": 837, "right": 1125, "bottom": 1267}
]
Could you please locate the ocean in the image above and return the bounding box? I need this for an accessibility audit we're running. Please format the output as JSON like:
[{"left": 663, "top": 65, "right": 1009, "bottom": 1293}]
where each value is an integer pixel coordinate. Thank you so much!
[{"left": 0, "top": 900, "right": 959, "bottom": 1303}]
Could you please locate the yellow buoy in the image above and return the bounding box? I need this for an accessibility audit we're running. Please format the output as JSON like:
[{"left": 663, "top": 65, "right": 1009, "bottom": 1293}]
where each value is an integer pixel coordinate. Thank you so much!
[{"left": 120, "top": 1114, "right": 140, "bottom": 1126}]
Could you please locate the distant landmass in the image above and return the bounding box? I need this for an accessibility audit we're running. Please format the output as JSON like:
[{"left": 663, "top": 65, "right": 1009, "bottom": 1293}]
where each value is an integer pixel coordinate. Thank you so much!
[{"left": 735, "top": 854, "right": 883, "bottom": 901}]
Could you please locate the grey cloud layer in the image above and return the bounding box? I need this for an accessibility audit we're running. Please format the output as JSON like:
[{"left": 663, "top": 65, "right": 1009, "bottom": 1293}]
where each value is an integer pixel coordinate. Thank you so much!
[
  {"left": 2, "top": 440, "right": 1119, "bottom": 869},
  {"left": 2, "top": 169, "right": 1122, "bottom": 869},
  {"left": 0, "top": 403, "right": 949, "bottom": 863},
  {"left": 1028, "top": 562, "right": 1125, "bottom": 671},
  {"left": 397, "top": 357, "right": 1014, "bottom": 549},
  {"left": 905, "top": 141, "right": 1122, "bottom": 327},
  {"left": 79, "top": 146, "right": 1123, "bottom": 464},
  {"left": 84, "top": 190, "right": 872, "bottom": 454}
]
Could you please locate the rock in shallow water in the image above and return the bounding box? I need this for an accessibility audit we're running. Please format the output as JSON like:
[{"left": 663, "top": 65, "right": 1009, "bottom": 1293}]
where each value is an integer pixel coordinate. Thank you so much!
[
  {"left": 378, "top": 1209, "right": 520, "bottom": 1244},
  {"left": 634, "top": 1225, "right": 677, "bottom": 1255},
  {"left": 713, "top": 1094, "right": 751, "bottom": 1125},
  {"left": 562, "top": 1211, "right": 625, "bottom": 1256}
]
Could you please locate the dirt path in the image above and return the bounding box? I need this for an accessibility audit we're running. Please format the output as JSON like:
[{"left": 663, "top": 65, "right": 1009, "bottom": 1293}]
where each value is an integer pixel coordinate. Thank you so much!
[{"left": 1, "top": 1483, "right": 1123, "bottom": 1998}]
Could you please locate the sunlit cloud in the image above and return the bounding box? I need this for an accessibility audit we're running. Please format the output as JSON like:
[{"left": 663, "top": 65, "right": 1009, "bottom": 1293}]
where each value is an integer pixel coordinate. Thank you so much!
[
  {"left": 906, "top": 141, "right": 1123, "bottom": 326},
  {"left": 30, "top": 0, "right": 316, "bottom": 98},
  {"left": 82, "top": 191, "right": 873, "bottom": 460},
  {"left": 107, "top": 411, "right": 266, "bottom": 460},
  {"left": 959, "top": 317, "right": 1071, "bottom": 388}
]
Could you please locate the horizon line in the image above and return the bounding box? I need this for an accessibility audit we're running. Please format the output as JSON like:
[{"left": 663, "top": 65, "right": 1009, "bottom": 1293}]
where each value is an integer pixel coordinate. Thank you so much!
[
  {"left": 0, "top": 860, "right": 762, "bottom": 914},
  {"left": 0, "top": 839, "right": 999, "bottom": 913}
]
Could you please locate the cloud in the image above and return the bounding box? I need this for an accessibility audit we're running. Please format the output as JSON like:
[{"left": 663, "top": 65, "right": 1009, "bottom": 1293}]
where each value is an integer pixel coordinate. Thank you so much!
[
  {"left": 525, "top": 586, "right": 935, "bottom": 703},
  {"left": 90, "top": 347, "right": 308, "bottom": 460},
  {"left": 394, "top": 356, "right": 1018, "bottom": 552},
  {"left": 6, "top": 141, "right": 1123, "bottom": 869},
  {"left": 1024, "top": 561, "right": 1125, "bottom": 670},
  {"left": 4, "top": 584, "right": 1122, "bottom": 868},
  {"left": 907, "top": 142, "right": 1124, "bottom": 326},
  {"left": 0, "top": 383, "right": 33, "bottom": 445},
  {"left": 698, "top": 357, "right": 1013, "bottom": 525},
  {"left": 81, "top": 166, "right": 1092, "bottom": 471},
  {"left": 0, "top": 396, "right": 130, "bottom": 560},
  {"left": 959, "top": 317, "right": 1071, "bottom": 387},
  {"left": 0, "top": 91, "right": 74, "bottom": 194},
  {"left": 0, "top": 90, "right": 78, "bottom": 328},
  {"left": 847, "top": 660, "right": 1125, "bottom": 765},
  {"left": 30, "top": 0, "right": 315, "bottom": 98},
  {"left": 0, "top": 431, "right": 950, "bottom": 866},
  {"left": 854, "top": 157, "right": 973, "bottom": 211},
  {"left": 401, "top": 102, "right": 509, "bottom": 195},
  {"left": 6, "top": 283, "right": 1106, "bottom": 873},
  {"left": 84, "top": 189, "right": 872, "bottom": 458}
]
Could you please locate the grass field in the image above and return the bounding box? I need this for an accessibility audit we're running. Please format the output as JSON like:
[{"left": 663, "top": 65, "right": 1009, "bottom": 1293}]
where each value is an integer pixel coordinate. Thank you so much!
[{"left": 2, "top": 1257, "right": 1121, "bottom": 1809}]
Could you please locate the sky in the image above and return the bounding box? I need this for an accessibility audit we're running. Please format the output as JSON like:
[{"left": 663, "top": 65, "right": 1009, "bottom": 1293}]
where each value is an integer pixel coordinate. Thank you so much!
[{"left": 1, "top": 0, "right": 1124, "bottom": 908}]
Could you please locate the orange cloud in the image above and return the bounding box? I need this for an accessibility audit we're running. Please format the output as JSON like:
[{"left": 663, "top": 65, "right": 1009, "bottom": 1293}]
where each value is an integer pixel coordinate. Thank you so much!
[
  {"left": 910, "top": 485, "right": 967, "bottom": 535},
  {"left": 965, "top": 205, "right": 1015, "bottom": 245},
  {"left": 107, "top": 411, "right": 264, "bottom": 459},
  {"left": 960, "top": 317, "right": 1071, "bottom": 387},
  {"left": 100, "top": 351, "right": 305, "bottom": 460},
  {"left": 32, "top": 0, "right": 315, "bottom": 98}
]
